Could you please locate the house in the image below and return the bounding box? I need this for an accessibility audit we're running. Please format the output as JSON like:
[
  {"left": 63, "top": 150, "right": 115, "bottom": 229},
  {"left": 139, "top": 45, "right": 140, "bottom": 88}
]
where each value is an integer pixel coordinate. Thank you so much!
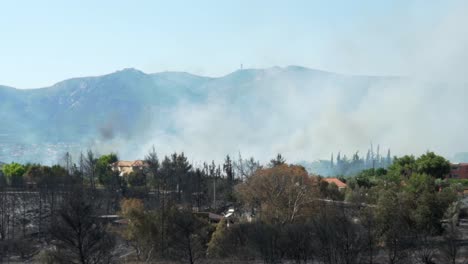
[
  {"left": 323, "top": 177, "right": 347, "bottom": 190},
  {"left": 448, "top": 163, "right": 468, "bottom": 179},
  {"left": 111, "top": 160, "right": 148, "bottom": 176}
]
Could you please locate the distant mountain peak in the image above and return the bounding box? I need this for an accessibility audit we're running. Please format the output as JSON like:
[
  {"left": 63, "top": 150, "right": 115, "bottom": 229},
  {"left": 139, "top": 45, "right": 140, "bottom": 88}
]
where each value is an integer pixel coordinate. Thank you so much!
[
  {"left": 120, "top": 67, "right": 142, "bottom": 72},
  {"left": 285, "top": 65, "right": 309, "bottom": 71},
  {"left": 113, "top": 67, "right": 146, "bottom": 76}
]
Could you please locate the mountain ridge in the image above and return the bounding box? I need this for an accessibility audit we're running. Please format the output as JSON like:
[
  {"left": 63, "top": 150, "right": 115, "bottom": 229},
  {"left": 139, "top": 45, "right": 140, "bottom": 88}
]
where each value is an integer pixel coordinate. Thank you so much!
[
  {"left": 0, "top": 65, "right": 415, "bottom": 163},
  {"left": 0, "top": 65, "right": 399, "bottom": 91},
  {"left": 0, "top": 65, "right": 400, "bottom": 144}
]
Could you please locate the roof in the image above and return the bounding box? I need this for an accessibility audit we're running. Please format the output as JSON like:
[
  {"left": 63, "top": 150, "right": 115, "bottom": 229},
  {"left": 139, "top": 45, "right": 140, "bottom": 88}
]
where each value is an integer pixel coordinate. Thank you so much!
[
  {"left": 194, "top": 212, "right": 224, "bottom": 222},
  {"left": 209, "top": 213, "right": 223, "bottom": 221},
  {"left": 112, "top": 160, "right": 148, "bottom": 167},
  {"left": 323, "top": 178, "right": 347, "bottom": 188}
]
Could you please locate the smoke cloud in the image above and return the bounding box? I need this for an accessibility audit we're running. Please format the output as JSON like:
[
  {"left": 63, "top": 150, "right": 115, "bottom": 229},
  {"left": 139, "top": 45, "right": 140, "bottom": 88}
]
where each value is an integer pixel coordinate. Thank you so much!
[
  {"left": 28, "top": 1, "right": 468, "bottom": 166},
  {"left": 126, "top": 2, "right": 468, "bottom": 164}
]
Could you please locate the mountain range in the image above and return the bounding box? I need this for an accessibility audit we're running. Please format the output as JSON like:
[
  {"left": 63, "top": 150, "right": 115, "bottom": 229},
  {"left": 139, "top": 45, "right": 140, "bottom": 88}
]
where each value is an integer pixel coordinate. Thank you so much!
[
  {"left": 0, "top": 66, "right": 393, "bottom": 143},
  {"left": 1, "top": 66, "right": 466, "bottom": 164}
]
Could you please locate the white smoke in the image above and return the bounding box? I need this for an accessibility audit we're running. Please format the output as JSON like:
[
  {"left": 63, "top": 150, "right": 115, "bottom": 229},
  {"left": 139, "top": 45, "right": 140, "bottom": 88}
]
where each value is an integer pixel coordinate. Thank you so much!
[
  {"left": 139, "top": 1, "right": 468, "bottom": 164},
  {"left": 62, "top": 1, "right": 468, "bottom": 165}
]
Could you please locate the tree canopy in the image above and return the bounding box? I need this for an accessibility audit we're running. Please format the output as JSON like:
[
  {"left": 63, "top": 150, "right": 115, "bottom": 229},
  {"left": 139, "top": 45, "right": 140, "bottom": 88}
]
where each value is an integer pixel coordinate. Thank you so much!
[
  {"left": 2, "top": 162, "right": 26, "bottom": 186},
  {"left": 237, "top": 164, "right": 317, "bottom": 224}
]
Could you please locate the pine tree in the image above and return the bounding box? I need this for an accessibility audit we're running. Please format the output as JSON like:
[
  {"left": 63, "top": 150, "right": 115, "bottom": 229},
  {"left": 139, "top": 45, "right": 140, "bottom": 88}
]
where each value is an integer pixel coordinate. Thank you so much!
[
  {"left": 174, "top": 152, "right": 192, "bottom": 202},
  {"left": 223, "top": 155, "right": 234, "bottom": 188},
  {"left": 376, "top": 145, "right": 381, "bottom": 167},
  {"left": 387, "top": 149, "right": 392, "bottom": 167},
  {"left": 366, "top": 150, "right": 371, "bottom": 169},
  {"left": 269, "top": 153, "right": 286, "bottom": 167},
  {"left": 209, "top": 161, "right": 216, "bottom": 178},
  {"left": 145, "top": 146, "right": 160, "bottom": 189},
  {"left": 235, "top": 152, "right": 246, "bottom": 181},
  {"left": 336, "top": 152, "right": 342, "bottom": 175}
]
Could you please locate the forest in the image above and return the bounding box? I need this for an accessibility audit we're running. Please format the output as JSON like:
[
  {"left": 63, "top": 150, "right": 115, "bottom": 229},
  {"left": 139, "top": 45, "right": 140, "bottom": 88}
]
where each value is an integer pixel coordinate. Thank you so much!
[
  {"left": 302, "top": 145, "right": 393, "bottom": 177},
  {"left": 0, "top": 149, "right": 465, "bottom": 264}
]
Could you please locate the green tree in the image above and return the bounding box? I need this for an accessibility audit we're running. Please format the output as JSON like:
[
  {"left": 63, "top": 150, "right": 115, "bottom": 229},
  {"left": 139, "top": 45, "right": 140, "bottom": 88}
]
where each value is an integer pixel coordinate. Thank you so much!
[
  {"left": 388, "top": 155, "right": 416, "bottom": 178},
  {"left": 388, "top": 152, "right": 450, "bottom": 180},
  {"left": 2, "top": 162, "right": 25, "bottom": 186},
  {"left": 96, "top": 153, "right": 118, "bottom": 185},
  {"left": 206, "top": 219, "right": 229, "bottom": 258},
  {"left": 406, "top": 173, "right": 456, "bottom": 234},
  {"left": 145, "top": 146, "right": 160, "bottom": 188},
  {"left": 415, "top": 152, "right": 450, "bottom": 179},
  {"left": 375, "top": 188, "right": 412, "bottom": 264},
  {"left": 120, "top": 198, "right": 160, "bottom": 262}
]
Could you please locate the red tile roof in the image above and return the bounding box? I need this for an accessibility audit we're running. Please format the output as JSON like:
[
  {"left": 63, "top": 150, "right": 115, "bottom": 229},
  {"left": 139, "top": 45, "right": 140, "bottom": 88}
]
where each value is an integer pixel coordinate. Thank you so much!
[
  {"left": 323, "top": 178, "right": 347, "bottom": 188},
  {"left": 112, "top": 160, "right": 148, "bottom": 167}
]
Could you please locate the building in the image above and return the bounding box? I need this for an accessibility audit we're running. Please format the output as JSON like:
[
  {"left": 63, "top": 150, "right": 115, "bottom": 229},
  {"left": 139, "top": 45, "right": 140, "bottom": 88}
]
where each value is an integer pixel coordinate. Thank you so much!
[
  {"left": 111, "top": 160, "right": 148, "bottom": 176},
  {"left": 323, "top": 177, "right": 347, "bottom": 190},
  {"left": 449, "top": 163, "right": 468, "bottom": 179}
]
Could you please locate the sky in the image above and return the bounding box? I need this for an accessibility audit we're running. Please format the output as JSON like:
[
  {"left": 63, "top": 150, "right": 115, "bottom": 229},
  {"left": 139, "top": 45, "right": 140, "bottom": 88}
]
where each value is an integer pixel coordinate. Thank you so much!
[{"left": 0, "top": 0, "right": 463, "bottom": 88}]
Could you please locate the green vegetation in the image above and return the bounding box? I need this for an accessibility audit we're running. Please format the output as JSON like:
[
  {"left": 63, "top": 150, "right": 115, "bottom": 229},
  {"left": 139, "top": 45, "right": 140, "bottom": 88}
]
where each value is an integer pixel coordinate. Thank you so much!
[
  {"left": 0, "top": 150, "right": 465, "bottom": 264},
  {"left": 1, "top": 162, "right": 26, "bottom": 186},
  {"left": 96, "top": 152, "right": 118, "bottom": 185}
]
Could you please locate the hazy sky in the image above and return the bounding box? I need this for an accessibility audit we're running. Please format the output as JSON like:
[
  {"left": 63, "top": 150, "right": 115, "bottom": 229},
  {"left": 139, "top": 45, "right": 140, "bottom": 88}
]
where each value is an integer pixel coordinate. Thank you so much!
[{"left": 0, "top": 0, "right": 461, "bottom": 88}]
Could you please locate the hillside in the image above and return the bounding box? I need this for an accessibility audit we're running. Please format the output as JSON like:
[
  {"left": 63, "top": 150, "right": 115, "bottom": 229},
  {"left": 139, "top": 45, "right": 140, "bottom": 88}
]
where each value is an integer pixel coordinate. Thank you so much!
[
  {"left": 6, "top": 66, "right": 466, "bottom": 164},
  {"left": 0, "top": 66, "right": 391, "bottom": 144},
  {"left": 0, "top": 68, "right": 210, "bottom": 142}
]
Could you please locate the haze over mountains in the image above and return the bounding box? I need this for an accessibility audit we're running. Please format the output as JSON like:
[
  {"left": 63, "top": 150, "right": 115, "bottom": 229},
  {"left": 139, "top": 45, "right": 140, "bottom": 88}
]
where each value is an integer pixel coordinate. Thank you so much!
[{"left": 1, "top": 66, "right": 467, "bottom": 164}]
